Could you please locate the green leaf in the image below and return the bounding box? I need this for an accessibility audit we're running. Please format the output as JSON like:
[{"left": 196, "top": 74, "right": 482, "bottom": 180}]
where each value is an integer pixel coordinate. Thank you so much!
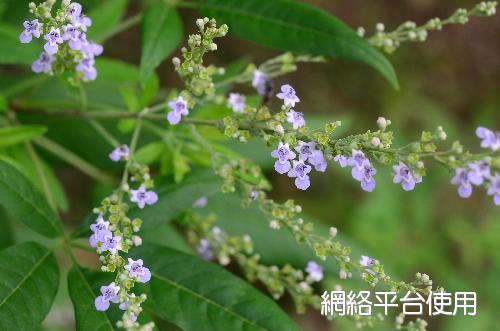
[
  {"left": 173, "top": 147, "right": 191, "bottom": 183},
  {"left": 0, "top": 160, "right": 61, "bottom": 238},
  {"left": 200, "top": 0, "right": 399, "bottom": 89},
  {"left": 67, "top": 267, "right": 115, "bottom": 331},
  {"left": 0, "top": 24, "right": 39, "bottom": 65},
  {"left": 0, "top": 242, "right": 59, "bottom": 330},
  {"left": 0, "top": 148, "right": 69, "bottom": 212},
  {"left": 0, "top": 206, "right": 14, "bottom": 250},
  {"left": 133, "top": 244, "right": 301, "bottom": 331},
  {"left": 140, "top": 3, "right": 183, "bottom": 84},
  {"left": 0, "top": 125, "right": 47, "bottom": 147},
  {"left": 0, "top": 94, "right": 7, "bottom": 112},
  {"left": 134, "top": 141, "right": 164, "bottom": 165},
  {"left": 96, "top": 58, "right": 140, "bottom": 85},
  {"left": 88, "top": 0, "right": 129, "bottom": 43}
]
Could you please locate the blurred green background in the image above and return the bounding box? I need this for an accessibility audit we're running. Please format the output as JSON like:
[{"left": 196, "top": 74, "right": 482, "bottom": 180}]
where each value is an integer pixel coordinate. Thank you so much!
[{"left": 1, "top": 0, "right": 499, "bottom": 330}]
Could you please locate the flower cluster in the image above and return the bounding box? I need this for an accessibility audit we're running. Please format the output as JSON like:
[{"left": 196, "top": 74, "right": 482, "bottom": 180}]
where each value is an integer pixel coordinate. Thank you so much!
[
  {"left": 184, "top": 212, "right": 322, "bottom": 313},
  {"left": 450, "top": 127, "right": 500, "bottom": 205},
  {"left": 268, "top": 84, "right": 327, "bottom": 190},
  {"left": 366, "top": 1, "right": 497, "bottom": 53},
  {"left": 212, "top": 152, "right": 438, "bottom": 296},
  {"left": 88, "top": 146, "right": 158, "bottom": 330},
  {"left": 20, "top": 0, "right": 102, "bottom": 82}
]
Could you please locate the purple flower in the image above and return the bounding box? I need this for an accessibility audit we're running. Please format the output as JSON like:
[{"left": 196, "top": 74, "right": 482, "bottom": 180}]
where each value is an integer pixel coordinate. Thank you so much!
[
  {"left": 89, "top": 214, "right": 111, "bottom": 248},
  {"left": 306, "top": 261, "right": 324, "bottom": 282},
  {"left": 109, "top": 145, "right": 129, "bottom": 162},
  {"left": 95, "top": 282, "right": 120, "bottom": 311},
  {"left": 250, "top": 190, "right": 258, "bottom": 200},
  {"left": 31, "top": 52, "right": 54, "bottom": 74},
  {"left": 271, "top": 142, "right": 296, "bottom": 174},
  {"left": 295, "top": 141, "right": 316, "bottom": 161},
  {"left": 119, "top": 295, "right": 138, "bottom": 322},
  {"left": 19, "top": 19, "right": 42, "bottom": 43},
  {"left": 286, "top": 109, "right": 306, "bottom": 129},
  {"left": 228, "top": 93, "right": 245, "bottom": 113},
  {"left": 352, "top": 163, "right": 377, "bottom": 192},
  {"left": 43, "top": 28, "right": 63, "bottom": 55},
  {"left": 73, "top": 15, "right": 92, "bottom": 32},
  {"left": 68, "top": 33, "right": 87, "bottom": 51},
  {"left": 310, "top": 150, "right": 328, "bottom": 173},
  {"left": 334, "top": 155, "right": 348, "bottom": 168},
  {"left": 487, "top": 174, "right": 500, "bottom": 205},
  {"left": 130, "top": 185, "right": 158, "bottom": 209},
  {"left": 76, "top": 58, "right": 97, "bottom": 81},
  {"left": 468, "top": 161, "right": 491, "bottom": 186},
  {"left": 276, "top": 84, "right": 300, "bottom": 107},
  {"left": 62, "top": 24, "right": 80, "bottom": 42},
  {"left": 451, "top": 168, "right": 473, "bottom": 198},
  {"left": 82, "top": 42, "right": 103, "bottom": 58},
  {"left": 359, "top": 255, "right": 376, "bottom": 275},
  {"left": 288, "top": 160, "right": 312, "bottom": 190},
  {"left": 198, "top": 239, "right": 213, "bottom": 260},
  {"left": 124, "top": 258, "right": 151, "bottom": 283},
  {"left": 347, "top": 149, "right": 369, "bottom": 169},
  {"left": 193, "top": 196, "right": 208, "bottom": 208},
  {"left": 392, "top": 162, "right": 422, "bottom": 191},
  {"left": 167, "top": 96, "right": 189, "bottom": 125},
  {"left": 100, "top": 235, "right": 122, "bottom": 255},
  {"left": 252, "top": 70, "right": 271, "bottom": 96},
  {"left": 476, "top": 127, "right": 500, "bottom": 151},
  {"left": 68, "top": 2, "right": 83, "bottom": 19}
]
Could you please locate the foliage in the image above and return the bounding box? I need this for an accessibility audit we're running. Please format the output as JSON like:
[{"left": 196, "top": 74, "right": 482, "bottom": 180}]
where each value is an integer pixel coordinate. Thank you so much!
[{"left": 0, "top": 1, "right": 498, "bottom": 331}]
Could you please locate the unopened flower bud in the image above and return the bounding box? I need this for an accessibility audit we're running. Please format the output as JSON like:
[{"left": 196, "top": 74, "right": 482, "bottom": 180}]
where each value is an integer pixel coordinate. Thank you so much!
[
  {"left": 329, "top": 226, "right": 338, "bottom": 237},
  {"left": 275, "top": 124, "right": 284, "bottom": 135},
  {"left": 377, "top": 116, "right": 389, "bottom": 130},
  {"left": 269, "top": 220, "right": 280, "bottom": 230},
  {"left": 132, "top": 235, "right": 142, "bottom": 246},
  {"left": 376, "top": 23, "right": 385, "bottom": 32},
  {"left": 371, "top": 137, "right": 381, "bottom": 147},
  {"left": 357, "top": 27, "right": 366, "bottom": 37}
]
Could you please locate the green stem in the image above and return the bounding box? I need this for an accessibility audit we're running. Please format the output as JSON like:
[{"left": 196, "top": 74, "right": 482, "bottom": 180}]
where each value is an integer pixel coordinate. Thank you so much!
[
  {"left": 86, "top": 118, "right": 121, "bottom": 147},
  {"left": 15, "top": 108, "right": 221, "bottom": 127},
  {"left": 34, "top": 136, "right": 116, "bottom": 184},
  {"left": 117, "top": 110, "right": 145, "bottom": 201}
]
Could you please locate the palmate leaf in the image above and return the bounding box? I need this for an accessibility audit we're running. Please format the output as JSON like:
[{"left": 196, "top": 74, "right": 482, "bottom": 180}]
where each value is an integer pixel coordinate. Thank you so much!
[
  {"left": 140, "top": 3, "right": 183, "bottom": 84},
  {"left": 133, "top": 244, "right": 301, "bottom": 331},
  {"left": 200, "top": 0, "right": 399, "bottom": 89},
  {"left": 0, "top": 160, "right": 62, "bottom": 238},
  {"left": 0, "top": 242, "right": 59, "bottom": 331}
]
